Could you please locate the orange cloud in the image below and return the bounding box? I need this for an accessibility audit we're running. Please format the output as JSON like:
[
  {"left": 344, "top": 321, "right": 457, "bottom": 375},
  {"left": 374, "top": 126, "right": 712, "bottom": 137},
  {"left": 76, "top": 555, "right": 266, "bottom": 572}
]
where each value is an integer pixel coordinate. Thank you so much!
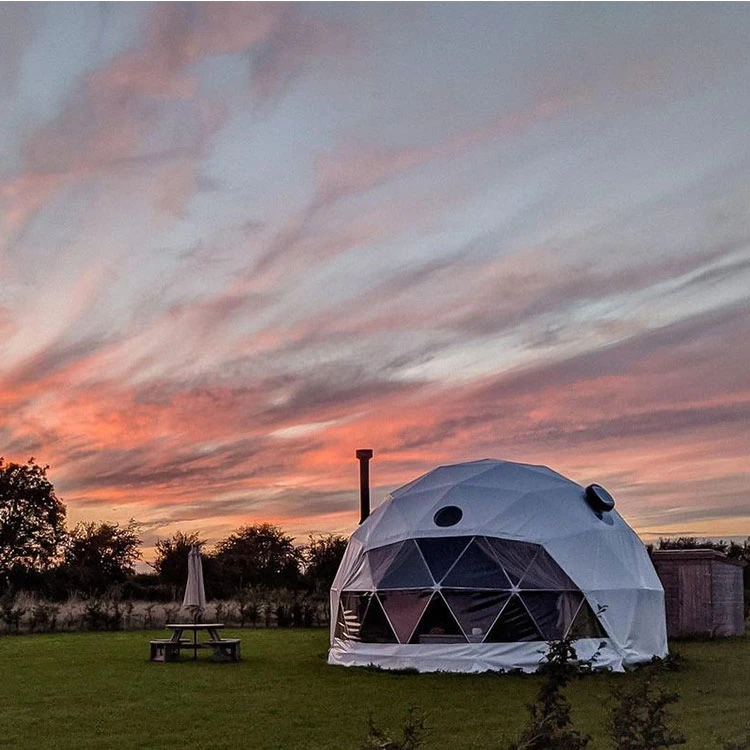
[{"left": 3, "top": 5, "right": 749, "bottom": 561}]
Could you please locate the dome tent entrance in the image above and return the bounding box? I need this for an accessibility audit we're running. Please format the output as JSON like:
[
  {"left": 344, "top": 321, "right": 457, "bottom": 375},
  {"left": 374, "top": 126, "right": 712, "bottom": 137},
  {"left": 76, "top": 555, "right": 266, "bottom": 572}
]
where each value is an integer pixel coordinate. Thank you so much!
[{"left": 329, "top": 459, "right": 667, "bottom": 673}]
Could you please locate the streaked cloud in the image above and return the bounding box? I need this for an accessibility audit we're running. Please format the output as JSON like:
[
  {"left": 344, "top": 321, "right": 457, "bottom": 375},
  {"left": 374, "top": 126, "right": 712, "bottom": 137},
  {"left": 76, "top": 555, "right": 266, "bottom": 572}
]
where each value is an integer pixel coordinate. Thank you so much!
[{"left": 1, "top": 4, "right": 749, "bottom": 561}]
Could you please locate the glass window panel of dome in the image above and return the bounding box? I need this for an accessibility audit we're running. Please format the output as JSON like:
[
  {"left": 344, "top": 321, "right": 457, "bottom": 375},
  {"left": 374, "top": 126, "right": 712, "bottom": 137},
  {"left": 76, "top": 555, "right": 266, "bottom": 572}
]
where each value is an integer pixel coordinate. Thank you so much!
[
  {"left": 441, "top": 537, "right": 511, "bottom": 589},
  {"left": 518, "top": 547, "right": 577, "bottom": 590},
  {"left": 359, "top": 594, "right": 398, "bottom": 643},
  {"left": 485, "top": 595, "right": 543, "bottom": 642},
  {"left": 376, "top": 539, "right": 434, "bottom": 589},
  {"left": 378, "top": 590, "right": 433, "bottom": 643},
  {"left": 409, "top": 593, "right": 467, "bottom": 644},
  {"left": 335, "top": 592, "right": 371, "bottom": 641},
  {"left": 367, "top": 542, "right": 405, "bottom": 587},
  {"left": 441, "top": 590, "right": 510, "bottom": 641},
  {"left": 415, "top": 536, "right": 473, "bottom": 584},
  {"left": 567, "top": 599, "right": 608, "bottom": 639},
  {"left": 484, "top": 537, "right": 541, "bottom": 585},
  {"left": 520, "top": 591, "right": 583, "bottom": 640}
]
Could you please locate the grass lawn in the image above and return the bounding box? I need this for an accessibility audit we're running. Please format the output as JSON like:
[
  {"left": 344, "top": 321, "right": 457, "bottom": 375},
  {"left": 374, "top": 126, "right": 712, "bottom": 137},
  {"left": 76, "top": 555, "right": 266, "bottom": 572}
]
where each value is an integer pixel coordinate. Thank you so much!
[{"left": 0, "top": 629, "right": 747, "bottom": 749}]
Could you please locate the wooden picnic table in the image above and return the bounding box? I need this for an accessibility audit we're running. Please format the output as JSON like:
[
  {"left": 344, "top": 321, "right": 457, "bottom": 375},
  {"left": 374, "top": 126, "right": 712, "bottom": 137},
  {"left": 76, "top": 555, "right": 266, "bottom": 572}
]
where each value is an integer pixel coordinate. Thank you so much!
[{"left": 165, "top": 622, "right": 225, "bottom": 660}]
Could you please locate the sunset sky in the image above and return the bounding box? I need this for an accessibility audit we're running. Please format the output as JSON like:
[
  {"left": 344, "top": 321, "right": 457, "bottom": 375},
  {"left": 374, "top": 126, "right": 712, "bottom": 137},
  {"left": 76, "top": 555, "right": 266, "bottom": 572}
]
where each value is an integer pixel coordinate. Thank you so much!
[{"left": 1, "top": 3, "right": 749, "bottom": 561}]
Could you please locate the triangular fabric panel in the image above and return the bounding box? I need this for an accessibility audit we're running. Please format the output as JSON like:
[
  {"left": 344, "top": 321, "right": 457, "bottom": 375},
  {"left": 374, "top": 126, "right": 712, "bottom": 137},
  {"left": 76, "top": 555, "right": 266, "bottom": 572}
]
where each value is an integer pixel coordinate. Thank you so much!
[
  {"left": 378, "top": 590, "right": 433, "bottom": 644},
  {"left": 377, "top": 539, "right": 434, "bottom": 589},
  {"left": 442, "top": 537, "right": 511, "bottom": 589},
  {"left": 360, "top": 594, "right": 398, "bottom": 643},
  {"left": 442, "top": 590, "right": 509, "bottom": 640},
  {"left": 520, "top": 591, "right": 583, "bottom": 640},
  {"left": 485, "top": 595, "right": 542, "bottom": 642},
  {"left": 416, "top": 536, "right": 472, "bottom": 583},
  {"left": 567, "top": 598, "right": 608, "bottom": 639},
  {"left": 340, "top": 545, "right": 376, "bottom": 590},
  {"left": 368, "top": 542, "right": 405, "bottom": 587},
  {"left": 409, "top": 593, "right": 467, "bottom": 644},
  {"left": 484, "top": 537, "right": 541, "bottom": 585},
  {"left": 518, "top": 547, "right": 577, "bottom": 590}
]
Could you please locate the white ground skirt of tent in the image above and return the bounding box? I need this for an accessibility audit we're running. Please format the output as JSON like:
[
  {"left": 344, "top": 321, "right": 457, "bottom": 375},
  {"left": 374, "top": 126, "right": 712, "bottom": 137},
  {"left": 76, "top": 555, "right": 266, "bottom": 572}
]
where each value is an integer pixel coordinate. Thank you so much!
[
  {"left": 329, "top": 638, "right": 625, "bottom": 673},
  {"left": 329, "top": 459, "right": 667, "bottom": 673}
]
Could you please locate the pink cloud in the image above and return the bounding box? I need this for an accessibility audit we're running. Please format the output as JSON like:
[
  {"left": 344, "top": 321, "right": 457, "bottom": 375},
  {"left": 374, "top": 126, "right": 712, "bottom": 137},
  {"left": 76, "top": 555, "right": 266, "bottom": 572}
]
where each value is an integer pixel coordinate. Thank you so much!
[{"left": 2, "top": 5, "right": 749, "bottom": 553}]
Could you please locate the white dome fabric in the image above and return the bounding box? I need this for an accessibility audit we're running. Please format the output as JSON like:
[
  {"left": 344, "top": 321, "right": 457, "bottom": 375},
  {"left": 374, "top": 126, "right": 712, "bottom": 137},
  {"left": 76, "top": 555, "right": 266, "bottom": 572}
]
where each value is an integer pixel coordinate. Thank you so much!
[{"left": 329, "top": 459, "right": 667, "bottom": 673}]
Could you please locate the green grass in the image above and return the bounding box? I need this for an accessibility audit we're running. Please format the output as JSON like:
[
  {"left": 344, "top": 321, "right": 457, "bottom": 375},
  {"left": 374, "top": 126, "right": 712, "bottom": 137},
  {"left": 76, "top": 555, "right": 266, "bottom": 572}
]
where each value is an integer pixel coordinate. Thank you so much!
[{"left": 0, "top": 630, "right": 747, "bottom": 749}]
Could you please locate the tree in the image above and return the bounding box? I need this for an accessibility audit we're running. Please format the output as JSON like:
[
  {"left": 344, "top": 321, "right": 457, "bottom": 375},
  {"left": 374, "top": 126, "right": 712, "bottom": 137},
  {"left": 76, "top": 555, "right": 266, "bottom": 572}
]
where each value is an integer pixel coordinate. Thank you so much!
[
  {"left": 152, "top": 530, "right": 209, "bottom": 599},
  {"left": 62, "top": 520, "right": 141, "bottom": 595},
  {"left": 303, "top": 534, "right": 348, "bottom": 593},
  {"left": 0, "top": 457, "right": 67, "bottom": 590},
  {"left": 153, "top": 531, "right": 207, "bottom": 586},
  {"left": 214, "top": 523, "right": 302, "bottom": 593}
]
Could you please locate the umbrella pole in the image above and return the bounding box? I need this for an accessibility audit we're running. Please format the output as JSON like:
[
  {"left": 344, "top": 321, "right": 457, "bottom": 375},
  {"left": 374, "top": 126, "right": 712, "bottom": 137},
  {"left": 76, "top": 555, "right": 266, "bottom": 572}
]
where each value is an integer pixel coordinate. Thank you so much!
[{"left": 193, "top": 609, "right": 198, "bottom": 660}]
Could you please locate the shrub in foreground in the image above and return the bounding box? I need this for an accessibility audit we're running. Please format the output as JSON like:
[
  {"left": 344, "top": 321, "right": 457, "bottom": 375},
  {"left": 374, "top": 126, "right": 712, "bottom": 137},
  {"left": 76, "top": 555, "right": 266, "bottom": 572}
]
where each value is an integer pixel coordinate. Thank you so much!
[
  {"left": 609, "top": 676, "right": 686, "bottom": 749},
  {"left": 361, "top": 706, "right": 428, "bottom": 750},
  {"left": 719, "top": 735, "right": 750, "bottom": 750},
  {"left": 505, "top": 637, "right": 593, "bottom": 750}
]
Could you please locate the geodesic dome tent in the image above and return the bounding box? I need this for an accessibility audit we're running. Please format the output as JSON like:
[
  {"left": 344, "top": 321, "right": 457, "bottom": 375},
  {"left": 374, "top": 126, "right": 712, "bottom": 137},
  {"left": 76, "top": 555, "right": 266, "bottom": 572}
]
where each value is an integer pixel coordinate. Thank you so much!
[{"left": 329, "top": 459, "right": 667, "bottom": 673}]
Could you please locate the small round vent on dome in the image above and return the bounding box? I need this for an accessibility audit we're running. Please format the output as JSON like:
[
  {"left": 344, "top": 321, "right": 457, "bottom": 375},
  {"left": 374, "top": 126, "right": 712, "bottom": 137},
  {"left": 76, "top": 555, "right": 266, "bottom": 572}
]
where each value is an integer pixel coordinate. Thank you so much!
[
  {"left": 434, "top": 506, "right": 463, "bottom": 527},
  {"left": 585, "top": 484, "right": 615, "bottom": 514}
]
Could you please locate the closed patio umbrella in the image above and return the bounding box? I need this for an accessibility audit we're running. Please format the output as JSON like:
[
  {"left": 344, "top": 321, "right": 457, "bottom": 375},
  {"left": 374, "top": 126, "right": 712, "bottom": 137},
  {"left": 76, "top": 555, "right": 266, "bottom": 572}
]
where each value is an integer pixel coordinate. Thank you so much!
[
  {"left": 182, "top": 546, "right": 206, "bottom": 622},
  {"left": 182, "top": 546, "right": 207, "bottom": 660}
]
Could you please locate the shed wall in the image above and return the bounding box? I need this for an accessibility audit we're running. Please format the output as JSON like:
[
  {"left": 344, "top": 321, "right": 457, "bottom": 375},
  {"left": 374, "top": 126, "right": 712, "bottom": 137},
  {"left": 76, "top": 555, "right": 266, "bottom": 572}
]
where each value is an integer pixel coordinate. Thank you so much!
[
  {"left": 711, "top": 559, "right": 745, "bottom": 636},
  {"left": 679, "top": 560, "right": 712, "bottom": 634},
  {"left": 656, "top": 562, "right": 681, "bottom": 636},
  {"left": 651, "top": 551, "right": 745, "bottom": 638}
]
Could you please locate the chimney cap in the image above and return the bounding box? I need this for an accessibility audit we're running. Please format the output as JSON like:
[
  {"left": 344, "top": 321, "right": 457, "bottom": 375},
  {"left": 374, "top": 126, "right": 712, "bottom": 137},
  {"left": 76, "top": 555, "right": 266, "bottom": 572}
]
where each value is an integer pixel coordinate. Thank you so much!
[{"left": 356, "top": 449, "right": 374, "bottom": 459}]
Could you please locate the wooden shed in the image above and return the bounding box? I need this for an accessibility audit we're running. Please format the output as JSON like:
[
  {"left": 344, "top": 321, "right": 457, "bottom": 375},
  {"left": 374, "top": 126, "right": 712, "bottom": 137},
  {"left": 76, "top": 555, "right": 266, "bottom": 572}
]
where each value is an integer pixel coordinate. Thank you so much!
[{"left": 651, "top": 549, "right": 745, "bottom": 637}]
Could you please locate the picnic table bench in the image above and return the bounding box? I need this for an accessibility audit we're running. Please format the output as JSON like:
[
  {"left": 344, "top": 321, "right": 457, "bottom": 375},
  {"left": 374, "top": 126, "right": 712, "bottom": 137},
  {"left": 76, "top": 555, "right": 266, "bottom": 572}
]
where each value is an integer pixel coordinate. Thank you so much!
[
  {"left": 149, "top": 623, "right": 240, "bottom": 662},
  {"left": 206, "top": 638, "right": 241, "bottom": 662}
]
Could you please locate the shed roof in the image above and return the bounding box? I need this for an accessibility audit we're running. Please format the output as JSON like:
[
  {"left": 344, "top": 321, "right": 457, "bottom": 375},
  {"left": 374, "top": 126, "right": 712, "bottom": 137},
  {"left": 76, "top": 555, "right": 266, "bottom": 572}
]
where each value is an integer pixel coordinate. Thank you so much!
[{"left": 651, "top": 549, "right": 746, "bottom": 567}]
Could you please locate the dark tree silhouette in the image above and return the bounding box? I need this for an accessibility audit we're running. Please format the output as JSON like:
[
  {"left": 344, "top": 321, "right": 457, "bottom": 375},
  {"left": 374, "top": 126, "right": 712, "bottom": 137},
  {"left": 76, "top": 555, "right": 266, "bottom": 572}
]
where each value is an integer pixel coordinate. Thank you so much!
[
  {"left": 62, "top": 520, "right": 141, "bottom": 595},
  {"left": 214, "top": 523, "right": 303, "bottom": 593},
  {"left": 303, "top": 534, "right": 348, "bottom": 593},
  {"left": 152, "top": 530, "right": 208, "bottom": 597},
  {"left": 0, "top": 458, "right": 67, "bottom": 590}
]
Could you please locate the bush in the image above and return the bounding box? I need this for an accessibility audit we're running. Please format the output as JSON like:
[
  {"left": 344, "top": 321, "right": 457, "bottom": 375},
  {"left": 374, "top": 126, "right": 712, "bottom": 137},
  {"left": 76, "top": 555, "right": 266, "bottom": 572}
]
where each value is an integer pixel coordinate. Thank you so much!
[
  {"left": 361, "top": 706, "right": 428, "bottom": 750},
  {"left": 62, "top": 599, "right": 83, "bottom": 631},
  {"left": 719, "top": 733, "right": 750, "bottom": 750},
  {"left": 143, "top": 603, "right": 157, "bottom": 629},
  {"left": 29, "top": 599, "right": 59, "bottom": 632},
  {"left": 609, "top": 677, "right": 686, "bottom": 749},
  {"left": 83, "top": 599, "right": 107, "bottom": 630},
  {"left": 505, "top": 636, "right": 597, "bottom": 750},
  {"left": 648, "top": 649, "right": 686, "bottom": 673},
  {"left": 237, "top": 588, "right": 260, "bottom": 628},
  {"left": 0, "top": 588, "right": 330, "bottom": 633},
  {"left": 161, "top": 603, "right": 180, "bottom": 624},
  {"left": 0, "top": 592, "right": 25, "bottom": 634}
]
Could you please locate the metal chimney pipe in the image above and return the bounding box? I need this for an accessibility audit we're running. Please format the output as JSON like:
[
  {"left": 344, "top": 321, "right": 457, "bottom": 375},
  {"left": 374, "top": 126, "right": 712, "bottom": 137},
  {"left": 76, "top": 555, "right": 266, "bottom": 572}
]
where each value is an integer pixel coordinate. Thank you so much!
[{"left": 356, "top": 449, "right": 374, "bottom": 524}]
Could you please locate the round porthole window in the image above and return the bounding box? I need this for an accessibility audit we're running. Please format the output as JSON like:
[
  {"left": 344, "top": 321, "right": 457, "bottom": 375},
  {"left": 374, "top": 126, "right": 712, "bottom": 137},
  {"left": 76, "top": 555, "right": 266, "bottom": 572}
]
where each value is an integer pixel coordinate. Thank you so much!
[{"left": 434, "top": 506, "right": 463, "bottom": 527}]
